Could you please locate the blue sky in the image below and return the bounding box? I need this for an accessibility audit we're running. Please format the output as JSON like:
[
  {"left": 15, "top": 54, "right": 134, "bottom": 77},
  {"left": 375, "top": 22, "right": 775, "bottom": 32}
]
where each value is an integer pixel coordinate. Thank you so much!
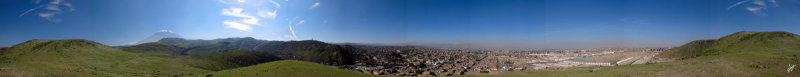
[{"left": 1, "top": 0, "right": 800, "bottom": 49}]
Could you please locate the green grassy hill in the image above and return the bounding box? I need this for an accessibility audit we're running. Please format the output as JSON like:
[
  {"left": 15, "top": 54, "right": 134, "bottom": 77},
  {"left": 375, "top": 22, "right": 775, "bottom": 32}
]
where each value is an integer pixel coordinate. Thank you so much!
[
  {"left": 465, "top": 31, "right": 800, "bottom": 77},
  {"left": 123, "top": 37, "right": 356, "bottom": 65},
  {"left": 119, "top": 42, "right": 185, "bottom": 57},
  {"left": 209, "top": 60, "right": 373, "bottom": 77},
  {"left": 185, "top": 50, "right": 283, "bottom": 71},
  {"left": 0, "top": 39, "right": 378, "bottom": 77},
  {"left": 657, "top": 40, "right": 716, "bottom": 60},
  {"left": 659, "top": 31, "right": 800, "bottom": 60},
  {"left": 0, "top": 39, "right": 209, "bottom": 76}
]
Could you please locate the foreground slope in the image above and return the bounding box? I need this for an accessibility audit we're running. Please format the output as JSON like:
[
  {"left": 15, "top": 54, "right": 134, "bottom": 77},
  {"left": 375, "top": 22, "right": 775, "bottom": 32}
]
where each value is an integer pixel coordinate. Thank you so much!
[
  {"left": 0, "top": 39, "right": 209, "bottom": 76},
  {"left": 209, "top": 60, "right": 373, "bottom": 77},
  {"left": 466, "top": 31, "right": 800, "bottom": 77}
]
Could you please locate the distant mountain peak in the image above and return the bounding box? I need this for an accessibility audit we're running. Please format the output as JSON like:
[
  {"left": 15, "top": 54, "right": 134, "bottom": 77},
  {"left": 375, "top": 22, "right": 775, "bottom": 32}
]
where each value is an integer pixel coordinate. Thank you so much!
[{"left": 135, "top": 30, "right": 181, "bottom": 45}]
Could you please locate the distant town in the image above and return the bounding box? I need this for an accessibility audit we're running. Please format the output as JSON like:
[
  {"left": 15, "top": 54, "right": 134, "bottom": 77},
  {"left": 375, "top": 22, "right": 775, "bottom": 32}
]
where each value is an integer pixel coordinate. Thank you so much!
[{"left": 345, "top": 46, "right": 668, "bottom": 76}]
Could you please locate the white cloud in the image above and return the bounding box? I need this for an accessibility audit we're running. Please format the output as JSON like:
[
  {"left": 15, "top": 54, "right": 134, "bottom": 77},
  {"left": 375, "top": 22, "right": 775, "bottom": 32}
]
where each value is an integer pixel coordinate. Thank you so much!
[
  {"left": 19, "top": 0, "right": 75, "bottom": 22},
  {"left": 64, "top": 2, "right": 74, "bottom": 11},
  {"left": 38, "top": 12, "right": 61, "bottom": 22},
  {"left": 45, "top": 5, "right": 61, "bottom": 11},
  {"left": 242, "top": 17, "right": 260, "bottom": 25},
  {"left": 728, "top": 0, "right": 778, "bottom": 16},
  {"left": 219, "top": 0, "right": 287, "bottom": 31},
  {"left": 49, "top": 0, "right": 62, "bottom": 4},
  {"left": 269, "top": 0, "right": 281, "bottom": 8},
  {"left": 224, "top": 21, "right": 253, "bottom": 32},
  {"left": 298, "top": 20, "right": 305, "bottom": 25},
  {"left": 310, "top": 2, "right": 320, "bottom": 9},
  {"left": 258, "top": 10, "right": 277, "bottom": 19},
  {"left": 221, "top": 7, "right": 253, "bottom": 18},
  {"left": 221, "top": 7, "right": 261, "bottom": 25},
  {"left": 160, "top": 30, "right": 175, "bottom": 33}
]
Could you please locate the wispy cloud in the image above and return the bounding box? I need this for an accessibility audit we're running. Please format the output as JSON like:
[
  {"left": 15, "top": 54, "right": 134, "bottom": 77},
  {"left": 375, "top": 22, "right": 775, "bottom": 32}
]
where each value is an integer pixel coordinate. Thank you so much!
[
  {"left": 19, "top": 0, "right": 75, "bottom": 22},
  {"left": 221, "top": 7, "right": 260, "bottom": 31},
  {"left": 269, "top": 0, "right": 282, "bottom": 8},
  {"left": 223, "top": 21, "right": 253, "bottom": 32},
  {"left": 258, "top": 10, "right": 277, "bottom": 19},
  {"left": 728, "top": 0, "right": 779, "bottom": 16},
  {"left": 298, "top": 20, "right": 305, "bottom": 25},
  {"left": 310, "top": 2, "right": 320, "bottom": 9},
  {"left": 221, "top": 7, "right": 256, "bottom": 18},
  {"left": 219, "top": 0, "right": 284, "bottom": 32},
  {"left": 160, "top": 30, "right": 175, "bottom": 33}
]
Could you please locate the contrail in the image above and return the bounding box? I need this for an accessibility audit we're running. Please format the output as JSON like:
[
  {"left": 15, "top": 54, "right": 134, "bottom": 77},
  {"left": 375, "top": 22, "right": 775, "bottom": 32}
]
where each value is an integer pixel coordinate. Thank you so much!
[
  {"left": 288, "top": 19, "right": 304, "bottom": 40},
  {"left": 289, "top": 24, "right": 298, "bottom": 40},
  {"left": 287, "top": 17, "right": 305, "bottom": 40},
  {"left": 19, "top": 5, "right": 44, "bottom": 17}
]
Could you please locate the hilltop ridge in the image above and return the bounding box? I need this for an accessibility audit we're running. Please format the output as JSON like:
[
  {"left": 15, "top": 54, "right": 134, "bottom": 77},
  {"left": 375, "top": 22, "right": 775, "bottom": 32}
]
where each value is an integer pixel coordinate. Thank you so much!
[
  {"left": 0, "top": 39, "right": 209, "bottom": 76},
  {"left": 657, "top": 31, "right": 800, "bottom": 60},
  {"left": 123, "top": 37, "right": 356, "bottom": 65},
  {"left": 1, "top": 39, "right": 113, "bottom": 60}
]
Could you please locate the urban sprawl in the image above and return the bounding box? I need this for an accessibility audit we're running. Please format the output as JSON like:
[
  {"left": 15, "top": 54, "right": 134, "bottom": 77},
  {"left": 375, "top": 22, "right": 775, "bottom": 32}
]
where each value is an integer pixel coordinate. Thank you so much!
[{"left": 345, "top": 46, "right": 667, "bottom": 76}]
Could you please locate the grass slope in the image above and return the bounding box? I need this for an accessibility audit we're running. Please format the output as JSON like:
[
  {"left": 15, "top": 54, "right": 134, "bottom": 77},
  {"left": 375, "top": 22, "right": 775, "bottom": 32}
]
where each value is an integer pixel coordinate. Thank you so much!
[
  {"left": 122, "top": 42, "right": 286, "bottom": 71},
  {"left": 123, "top": 37, "right": 356, "bottom": 65},
  {"left": 464, "top": 31, "right": 800, "bottom": 77},
  {"left": 120, "top": 42, "right": 185, "bottom": 57},
  {"left": 0, "top": 39, "right": 209, "bottom": 76},
  {"left": 209, "top": 60, "right": 374, "bottom": 77},
  {"left": 185, "top": 50, "right": 283, "bottom": 71}
]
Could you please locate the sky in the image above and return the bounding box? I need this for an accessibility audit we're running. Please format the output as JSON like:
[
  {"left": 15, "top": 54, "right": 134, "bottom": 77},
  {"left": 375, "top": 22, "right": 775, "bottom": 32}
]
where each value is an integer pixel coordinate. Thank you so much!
[{"left": 1, "top": 0, "right": 800, "bottom": 49}]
